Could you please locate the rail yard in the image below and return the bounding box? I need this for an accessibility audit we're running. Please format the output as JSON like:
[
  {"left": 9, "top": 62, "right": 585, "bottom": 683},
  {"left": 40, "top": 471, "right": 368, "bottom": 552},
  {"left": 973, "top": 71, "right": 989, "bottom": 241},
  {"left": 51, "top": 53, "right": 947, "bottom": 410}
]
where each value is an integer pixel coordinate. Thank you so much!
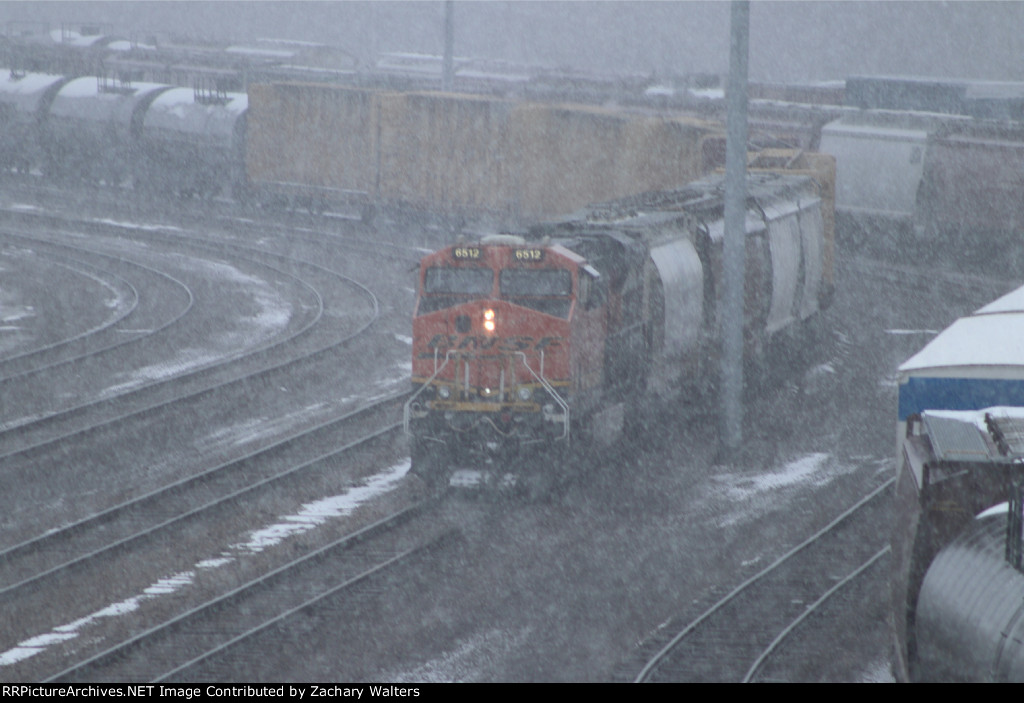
[
  {"left": 3, "top": 19, "right": 1024, "bottom": 683},
  {"left": 0, "top": 169, "right": 1014, "bottom": 681}
]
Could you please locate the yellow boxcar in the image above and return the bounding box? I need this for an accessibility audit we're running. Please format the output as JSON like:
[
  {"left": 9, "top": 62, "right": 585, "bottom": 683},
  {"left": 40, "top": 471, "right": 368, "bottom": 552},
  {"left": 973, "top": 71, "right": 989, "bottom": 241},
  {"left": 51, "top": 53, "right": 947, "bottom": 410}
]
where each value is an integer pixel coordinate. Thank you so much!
[
  {"left": 376, "top": 91, "right": 516, "bottom": 214},
  {"left": 509, "top": 102, "right": 720, "bottom": 219},
  {"left": 246, "top": 82, "right": 380, "bottom": 207},
  {"left": 246, "top": 81, "right": 724, "bottom": 222}
]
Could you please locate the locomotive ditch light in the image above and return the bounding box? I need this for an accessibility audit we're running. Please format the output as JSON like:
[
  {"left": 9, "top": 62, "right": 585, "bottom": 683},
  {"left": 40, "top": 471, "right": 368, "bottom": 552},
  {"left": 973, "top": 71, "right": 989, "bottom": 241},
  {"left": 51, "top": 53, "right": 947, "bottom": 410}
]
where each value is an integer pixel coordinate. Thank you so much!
[
  {"left": 483, "top": 308, "right": 496, "bottom": 333},
  {"left": 517, "top": 386, "right": 532, "bottom": 401},
  {"left": 438, "top": 385, "right": 452, "bottom": 399}
]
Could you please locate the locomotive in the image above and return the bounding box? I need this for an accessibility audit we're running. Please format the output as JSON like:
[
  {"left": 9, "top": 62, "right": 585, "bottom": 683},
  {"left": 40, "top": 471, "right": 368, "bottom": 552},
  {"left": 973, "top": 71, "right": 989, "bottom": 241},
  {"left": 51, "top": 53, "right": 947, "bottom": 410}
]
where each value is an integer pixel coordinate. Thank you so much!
[{"left": 403, "top": 167, "right": 835, "bottom": 492}]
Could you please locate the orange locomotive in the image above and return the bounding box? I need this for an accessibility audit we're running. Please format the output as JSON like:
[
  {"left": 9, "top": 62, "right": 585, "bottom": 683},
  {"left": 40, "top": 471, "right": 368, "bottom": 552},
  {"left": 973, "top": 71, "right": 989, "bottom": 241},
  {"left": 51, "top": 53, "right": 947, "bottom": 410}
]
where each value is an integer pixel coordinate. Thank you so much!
[
  {"left": 404, "top": 171, "right": 834, "bottom": 492},
  {"left": 404, "top": 234, "right": 609, "bottom": 491}
]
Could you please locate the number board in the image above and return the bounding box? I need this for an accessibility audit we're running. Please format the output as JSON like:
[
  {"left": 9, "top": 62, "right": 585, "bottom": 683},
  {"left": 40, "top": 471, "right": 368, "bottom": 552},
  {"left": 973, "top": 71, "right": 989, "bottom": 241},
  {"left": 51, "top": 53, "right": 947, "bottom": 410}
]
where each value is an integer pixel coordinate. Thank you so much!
[
  {"left": 513, "top": 248, "right": 545, "bottom": 263},
  {"left": 452, "top": 247, "right": 481, "bottom": 260}
]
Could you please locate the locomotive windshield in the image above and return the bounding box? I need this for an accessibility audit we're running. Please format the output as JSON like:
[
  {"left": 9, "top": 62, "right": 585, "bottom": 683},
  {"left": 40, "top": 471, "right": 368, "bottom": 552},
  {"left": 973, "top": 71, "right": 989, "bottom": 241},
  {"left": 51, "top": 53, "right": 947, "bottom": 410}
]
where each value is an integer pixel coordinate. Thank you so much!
[
  {"left": 500, "top": 268, "right": 573, "bottom": 317},
  {"left": 500, "top": 269, "right": 572, "bottom": 296},
  {"left": 424, "top": 266, "right": 493, "bottom": 294},
  {"left": 419, "top": 266, "right": 494, "bottom": 315}
]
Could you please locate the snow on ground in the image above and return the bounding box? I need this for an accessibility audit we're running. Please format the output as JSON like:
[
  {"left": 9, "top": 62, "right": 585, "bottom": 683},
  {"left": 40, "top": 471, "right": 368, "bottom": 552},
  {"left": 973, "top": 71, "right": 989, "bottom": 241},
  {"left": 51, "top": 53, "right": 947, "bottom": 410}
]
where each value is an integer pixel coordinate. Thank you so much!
[
  {"left": 706, "top": 453, "right": 861, "bottom": 528},
  {"left": 380, "top": 626, "right": 533, "bottom": 683},
  {"left": 193, "top": 402, "right": 332, "bottom": 455},
  {"left": 98, "top": 347, "right": 230, "bottom": 399},
  {"left": 231, "top": 459, "right": 409, "bottom": 554},
  {"left": 98, "top": 257, "right": 294, "bottom": 397},
  {"left": 0, "top": 459, "right": 410, "bottom": 668}
]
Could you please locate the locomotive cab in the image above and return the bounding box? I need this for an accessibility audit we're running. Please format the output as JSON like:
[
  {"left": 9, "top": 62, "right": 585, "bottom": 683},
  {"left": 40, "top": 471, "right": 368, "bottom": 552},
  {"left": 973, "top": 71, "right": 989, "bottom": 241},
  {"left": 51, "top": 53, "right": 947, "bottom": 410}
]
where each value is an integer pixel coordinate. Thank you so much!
[{"left": 404, "top": 234, "right": 606, "bottom": 489}]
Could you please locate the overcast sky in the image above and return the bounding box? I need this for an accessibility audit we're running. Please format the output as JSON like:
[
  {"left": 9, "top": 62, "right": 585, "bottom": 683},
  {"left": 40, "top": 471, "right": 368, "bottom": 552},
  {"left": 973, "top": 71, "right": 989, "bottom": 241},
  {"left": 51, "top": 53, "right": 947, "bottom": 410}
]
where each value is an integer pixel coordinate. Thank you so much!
[{"left": 2, "top": 1, "right": 1022, "bottom": 84}]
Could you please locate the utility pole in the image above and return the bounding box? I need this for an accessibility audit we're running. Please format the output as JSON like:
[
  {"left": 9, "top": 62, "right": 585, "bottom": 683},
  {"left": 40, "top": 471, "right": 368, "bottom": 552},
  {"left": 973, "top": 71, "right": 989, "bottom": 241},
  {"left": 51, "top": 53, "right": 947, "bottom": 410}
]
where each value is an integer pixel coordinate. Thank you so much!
[
  {"left": 442, "top": 1, "right": 454, "bottom": 91},
  {"left": 721, "top": 0, "right": 749, "bottom": 458}
]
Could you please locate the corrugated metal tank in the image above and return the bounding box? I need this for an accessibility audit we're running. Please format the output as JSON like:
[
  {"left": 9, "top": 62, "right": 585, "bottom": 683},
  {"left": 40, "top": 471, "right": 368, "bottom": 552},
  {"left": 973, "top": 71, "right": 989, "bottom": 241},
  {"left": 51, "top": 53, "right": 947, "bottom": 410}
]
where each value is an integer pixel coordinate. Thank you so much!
[{"left": 916, "top": 513, "right": 1024, "bottom": 682}]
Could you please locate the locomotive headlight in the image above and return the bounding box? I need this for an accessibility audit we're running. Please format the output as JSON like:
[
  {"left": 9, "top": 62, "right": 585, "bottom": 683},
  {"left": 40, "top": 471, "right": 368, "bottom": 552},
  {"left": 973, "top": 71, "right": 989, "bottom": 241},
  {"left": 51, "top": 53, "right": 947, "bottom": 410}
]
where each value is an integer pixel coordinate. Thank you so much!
[
  {"left": 437, "top": 385, "right": 451, "bottom": 399},
  {"left": 517, "top": 386, "right": 532, "bottom": 401},
  {"left": 483, "top": 308, "right": 496, "bottom": 333}
]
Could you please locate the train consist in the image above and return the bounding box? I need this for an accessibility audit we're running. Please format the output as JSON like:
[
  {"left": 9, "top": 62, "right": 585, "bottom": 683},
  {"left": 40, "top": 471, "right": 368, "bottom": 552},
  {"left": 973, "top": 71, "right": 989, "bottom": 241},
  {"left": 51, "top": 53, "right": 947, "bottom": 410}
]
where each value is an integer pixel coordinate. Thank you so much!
[
  {"left": 403, "top": 163, "right": 835, "bottom": 492},
  {"left": 893, "top": 285, "right": 1024, "bottom": 682},
  {"left": 8, "top": 34, "right": 1024, "bottom": 250},
  {"left": 0, "top": 69, "right": 249, "bottom": 199},
  {"left": 246, "top": 82, "right": 725, "bottom": 223},
  {"left": 0, "top": 67, "right": 730, "bottom": 222}
]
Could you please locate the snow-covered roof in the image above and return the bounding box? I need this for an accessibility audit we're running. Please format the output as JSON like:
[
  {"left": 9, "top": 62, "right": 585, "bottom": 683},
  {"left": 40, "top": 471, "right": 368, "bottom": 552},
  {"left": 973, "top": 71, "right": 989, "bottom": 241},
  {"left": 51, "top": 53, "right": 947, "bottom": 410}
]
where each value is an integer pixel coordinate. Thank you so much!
[
  {"left": 0, "top": 71, "right": 66, "bottom": 114},
  {"left": 143, "top": 87, "right": 247, "bottom": 144},
  {"left": 920, "top": 406, "right": 1024, "bottom": 463},
  {"left": 900, "top": 284, "right": 1024, "bottom": 378},
  {"left": 898, "top": 283, "right": 1024, "bottom": 420}
]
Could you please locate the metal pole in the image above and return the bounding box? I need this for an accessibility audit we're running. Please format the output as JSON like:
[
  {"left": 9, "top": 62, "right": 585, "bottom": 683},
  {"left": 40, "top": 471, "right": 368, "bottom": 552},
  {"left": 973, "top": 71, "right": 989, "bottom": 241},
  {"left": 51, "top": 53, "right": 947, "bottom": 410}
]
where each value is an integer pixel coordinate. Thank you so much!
[
  {"left": 1007, "top": 473, "right": 1023, "bottom": 572},
  {"left": 442, "top": 1, "right": 455, "bottom": 91},
  {"left": 721, "top": 0, "right": 749, "bottom": 457}
]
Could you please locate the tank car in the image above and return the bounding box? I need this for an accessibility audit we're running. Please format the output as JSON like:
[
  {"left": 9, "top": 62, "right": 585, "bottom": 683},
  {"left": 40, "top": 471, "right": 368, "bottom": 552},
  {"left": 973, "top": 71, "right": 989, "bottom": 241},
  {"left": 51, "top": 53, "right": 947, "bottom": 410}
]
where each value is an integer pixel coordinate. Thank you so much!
[
  {"left": 915, "top": 509, "right": 1024, "bottom": 682},
  {"left": 893, "top": 283, "right": 1024, "bottom": 682},
  {"left": 403, "top": 170, "right": 833, "bottom": 492},
  {"left": 41, "top": 75, "right": 173, "bottom": 186},
  {"left": 0, "top": 70, "right": 68, "bottom": 174},
  {"left": 134, "top": 87, "right": 248, "bottom": 199}
]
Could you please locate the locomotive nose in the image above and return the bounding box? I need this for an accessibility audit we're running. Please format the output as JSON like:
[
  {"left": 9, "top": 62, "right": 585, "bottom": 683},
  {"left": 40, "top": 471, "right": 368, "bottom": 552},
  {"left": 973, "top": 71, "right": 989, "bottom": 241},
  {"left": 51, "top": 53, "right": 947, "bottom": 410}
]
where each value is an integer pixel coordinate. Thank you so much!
[{"left": 455, "top": 315, "right": 471, "bottom": 333}]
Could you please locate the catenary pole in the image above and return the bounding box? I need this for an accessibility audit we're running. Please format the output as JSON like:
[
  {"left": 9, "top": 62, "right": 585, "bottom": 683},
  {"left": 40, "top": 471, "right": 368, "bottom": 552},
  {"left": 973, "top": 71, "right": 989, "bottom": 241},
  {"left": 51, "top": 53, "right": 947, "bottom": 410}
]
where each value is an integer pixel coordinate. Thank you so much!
[{"left": 721, "top": 0, "right": 749, "bottom": 456}]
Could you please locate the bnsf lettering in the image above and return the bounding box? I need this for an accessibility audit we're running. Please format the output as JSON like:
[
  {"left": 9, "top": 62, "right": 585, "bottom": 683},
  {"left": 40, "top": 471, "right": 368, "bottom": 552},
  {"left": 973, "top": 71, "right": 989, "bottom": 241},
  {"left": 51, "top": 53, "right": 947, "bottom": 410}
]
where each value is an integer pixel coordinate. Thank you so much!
[{"left": 423, "top": 335, "right": 562, "bottom": 354}]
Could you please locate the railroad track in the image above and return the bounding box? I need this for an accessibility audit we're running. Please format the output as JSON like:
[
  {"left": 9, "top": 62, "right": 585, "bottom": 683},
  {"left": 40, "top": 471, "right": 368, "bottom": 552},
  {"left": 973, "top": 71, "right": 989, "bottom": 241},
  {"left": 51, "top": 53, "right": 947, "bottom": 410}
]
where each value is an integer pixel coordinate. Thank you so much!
[
  {"left": 0, "top": 219, "right": 364, "bottom": 448},
  {"left": 47, "top": 503, "right": 459, "bottom": 682},
  {"left": 626, "top": 478, "right": 893, "bottom": 683},
  {"left": 0, "top": 211, "right": 389, "bottom": 547},
  {"left": 0, "top": 392, "right": 428, "bottom": 680},
  {"left": 0, "top": 243, "right": 144, "bottom": 376}
]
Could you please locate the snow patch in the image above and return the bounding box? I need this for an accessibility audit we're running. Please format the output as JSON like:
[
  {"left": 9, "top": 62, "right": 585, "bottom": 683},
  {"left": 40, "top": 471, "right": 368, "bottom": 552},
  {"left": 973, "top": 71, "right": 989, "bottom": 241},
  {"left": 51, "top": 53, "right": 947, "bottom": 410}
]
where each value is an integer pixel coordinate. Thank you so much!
[
  {"left": 232, "top": 459, "right": 410, "bottom": 553},
  {"left": 886, "top": 328, "right": 938, "bottom": 336},
  {"left": 0, "top": 459, "right": 411, "bottom": 669},
  {"left": 381, "top": 627, "right": 532, "bottom": 683},
  {"left": 708, "top": 453, "right": 859, "bottom": 527}
]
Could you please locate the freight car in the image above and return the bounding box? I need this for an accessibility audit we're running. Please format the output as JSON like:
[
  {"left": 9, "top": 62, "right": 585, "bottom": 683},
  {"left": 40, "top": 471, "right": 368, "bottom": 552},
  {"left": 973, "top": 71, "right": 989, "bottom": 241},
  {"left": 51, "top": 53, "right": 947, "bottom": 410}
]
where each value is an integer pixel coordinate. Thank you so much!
[
  {"left": 245, "top": 82, "right": 724, "bottom": 226},
  {"left": 914, "top": 509, "right": 1024, "bottom": 681},
  {"left": 913, "top": 120, "right": 1024, "bottom": 256},
  {"left": 0, "top": 69, "right": 248, "bottom": 197},
  {"left": 41, "top": 75, "right": 174, "bottom": 186},
  {"left": 0, "top": 70, "right": 724, "bottom": 224},
  {"left": 133, "top": 86, "right": 248, "bottom": 199},
  {"left": 893, "top": 283, "right": 1024, "bottom": 682},
  {"left": 13, "top": 54, "right": 1024, "bottom": 257},
  {"left": 0, "top": 69, "right": 68, "bottom": 174},
  {"left": 818, "top": 109, "right": 958, "bottom": 246},
  {"left": 403, "top": 168, "right": 834, "bottom": 493}
]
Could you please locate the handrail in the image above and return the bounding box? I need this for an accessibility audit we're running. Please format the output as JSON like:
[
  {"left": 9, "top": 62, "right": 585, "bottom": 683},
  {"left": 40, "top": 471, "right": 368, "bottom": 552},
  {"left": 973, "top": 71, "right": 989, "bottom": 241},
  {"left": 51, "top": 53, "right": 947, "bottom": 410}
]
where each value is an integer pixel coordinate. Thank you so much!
[
  {"left": 515, "top": 350, "right": 570, "bottom": 443},
  {"left": 402, "top": 349, "right": 454, "bottom": 435},
  {"left": 403, "top": 349, "right": 571, "bottom": 444}
]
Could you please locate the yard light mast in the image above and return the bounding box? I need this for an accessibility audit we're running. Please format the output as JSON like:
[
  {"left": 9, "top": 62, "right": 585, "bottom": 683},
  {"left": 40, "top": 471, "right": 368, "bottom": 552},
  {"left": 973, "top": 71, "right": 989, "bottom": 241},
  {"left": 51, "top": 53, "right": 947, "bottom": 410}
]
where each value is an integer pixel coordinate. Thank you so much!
[{"left": 721, "top": 0, "right": 749, "bottom": 457}]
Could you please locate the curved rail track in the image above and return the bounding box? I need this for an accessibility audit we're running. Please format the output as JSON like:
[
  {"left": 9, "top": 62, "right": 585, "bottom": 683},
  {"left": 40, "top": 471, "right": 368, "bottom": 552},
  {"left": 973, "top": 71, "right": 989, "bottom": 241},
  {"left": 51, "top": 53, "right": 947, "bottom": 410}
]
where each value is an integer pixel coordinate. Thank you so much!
[
  {"left": 0, "top": 209, "right": 390, "bottom": 543},
  {"left": 629, "top": 479, "right": 893, "bottom": 682}
]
